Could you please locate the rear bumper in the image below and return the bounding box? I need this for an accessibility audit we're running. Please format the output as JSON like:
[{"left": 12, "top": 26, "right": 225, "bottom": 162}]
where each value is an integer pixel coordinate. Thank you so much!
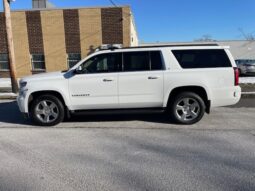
[{"left": 211, "top": 86, "right": 241, "bottom": 107}]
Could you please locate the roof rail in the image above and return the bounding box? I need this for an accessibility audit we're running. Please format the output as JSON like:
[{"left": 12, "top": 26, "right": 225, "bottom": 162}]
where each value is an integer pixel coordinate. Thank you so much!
[
  {"left": 95, "top": 43, "right": 219, "bottom": 52},
  {"left": 97, "top": 44, "right": 123, "bottom": 51},
  {"left": 121, "top": 43, "right": 219, "bottom": 50}
]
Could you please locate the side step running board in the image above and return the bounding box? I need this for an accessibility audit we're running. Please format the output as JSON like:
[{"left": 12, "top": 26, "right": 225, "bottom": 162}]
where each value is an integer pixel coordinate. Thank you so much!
[{"left": 71, "top": 108, "right": 166, "bottom": 116}]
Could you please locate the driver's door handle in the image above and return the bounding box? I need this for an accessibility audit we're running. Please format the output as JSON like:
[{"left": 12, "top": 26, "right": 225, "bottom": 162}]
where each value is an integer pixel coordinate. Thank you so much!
[
  {"left": 103, "top": 79, "right": 113, "bottom": 82},
  {"left": 148, "top": 76, "right": 159, "bottom": 80}
]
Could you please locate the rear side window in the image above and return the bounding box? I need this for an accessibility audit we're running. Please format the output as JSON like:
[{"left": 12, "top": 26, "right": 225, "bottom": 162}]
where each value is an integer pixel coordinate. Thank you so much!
[
  {"left": 123, "top": 51, "right": 150, "bottom": 72},
  {"left": 172, "top": 49, "right": 232, "bottom": 69},
  {"left": 123, "top": 51, "right": 163, "bottom": 72},
  {"left": 150, "top": 51, "right": 164, "bottom": 70}
]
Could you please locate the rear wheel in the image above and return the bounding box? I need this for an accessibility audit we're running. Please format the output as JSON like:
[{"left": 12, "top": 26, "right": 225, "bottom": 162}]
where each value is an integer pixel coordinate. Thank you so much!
[
  {"left": 168, "top": 92, "right": 205, "bottom": 124},
  {"left": 30, "top": 95, "right": 65, "bottom": 126}
]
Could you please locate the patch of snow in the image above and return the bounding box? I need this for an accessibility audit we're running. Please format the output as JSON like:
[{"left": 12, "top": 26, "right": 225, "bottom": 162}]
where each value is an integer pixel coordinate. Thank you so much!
[
  {"left": 240, "top": 77, "right": 255, "bottom": 84},
  {"left": 0, "top": 93, "right": 17, "bottom": 99},
  {"left": 0, "top": 93, "right": 16, "bottom": 96},
  {"left": 242, "top": 92, "right": 255, "bottom": 94},
  {"left": 0, "top": 78, "right": 11, "bottom": 88}
]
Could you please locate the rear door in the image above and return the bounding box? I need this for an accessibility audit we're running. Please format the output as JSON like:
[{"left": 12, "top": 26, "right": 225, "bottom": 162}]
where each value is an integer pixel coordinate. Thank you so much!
[{"left": 118, "top": 51, "right": 164, "bottom": 108}]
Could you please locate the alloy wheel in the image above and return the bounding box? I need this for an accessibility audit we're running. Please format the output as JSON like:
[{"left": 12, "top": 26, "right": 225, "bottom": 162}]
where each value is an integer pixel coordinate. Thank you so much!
[
  {"left": 35, "top": 100, "right": 59, "bottom": 123},
  {"left": 175, "top": 98, "right": 200, "bottom": 122}
]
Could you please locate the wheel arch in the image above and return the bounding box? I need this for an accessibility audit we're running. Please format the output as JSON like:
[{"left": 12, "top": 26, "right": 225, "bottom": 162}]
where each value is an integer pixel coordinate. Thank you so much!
[
  {"left": 27, "top": 90, "right": 68, "bottom": 113},
  {"left": 165, "top": 86, "right": 211, "bottom": 113}
]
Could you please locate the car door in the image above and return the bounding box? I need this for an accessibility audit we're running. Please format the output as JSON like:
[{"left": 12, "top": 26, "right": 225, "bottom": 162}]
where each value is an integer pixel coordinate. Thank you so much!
[
  {"left": 119, "top": 51, "right": 164, "bottom": 108},
  {"left": 68, "top": 53, "right": 122, "bottom": 110}
]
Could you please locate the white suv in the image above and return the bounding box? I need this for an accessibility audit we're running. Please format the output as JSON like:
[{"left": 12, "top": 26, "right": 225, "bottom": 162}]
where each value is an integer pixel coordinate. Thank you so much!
[{"left": 17, "top": 44, "right": 241, "bottom": 126}]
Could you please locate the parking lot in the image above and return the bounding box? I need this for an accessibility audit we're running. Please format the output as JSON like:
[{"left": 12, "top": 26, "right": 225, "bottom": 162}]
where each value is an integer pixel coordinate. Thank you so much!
[{"left": 0, "top": 99, "right": 255, "bottom": 191}]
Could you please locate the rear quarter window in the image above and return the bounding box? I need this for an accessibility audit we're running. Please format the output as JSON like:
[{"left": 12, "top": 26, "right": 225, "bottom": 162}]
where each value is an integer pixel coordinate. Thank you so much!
[{"left": 172, "top": 49, "right": 232, "bottom": 69}]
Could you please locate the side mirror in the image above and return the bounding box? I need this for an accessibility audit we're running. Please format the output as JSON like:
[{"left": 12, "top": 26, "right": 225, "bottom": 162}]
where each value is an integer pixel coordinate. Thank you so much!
[{"left": 74, "top": 66, "right": 83, "bottom": 74}]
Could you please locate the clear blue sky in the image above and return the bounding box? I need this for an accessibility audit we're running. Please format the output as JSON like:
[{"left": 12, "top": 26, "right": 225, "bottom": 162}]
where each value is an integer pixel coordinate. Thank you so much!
[{"left": 1, "top": 0, "right": 255, "bottom": 42}]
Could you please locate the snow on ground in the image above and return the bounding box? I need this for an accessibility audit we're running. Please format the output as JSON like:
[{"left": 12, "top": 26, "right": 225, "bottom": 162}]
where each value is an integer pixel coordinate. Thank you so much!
[
  {"left": 0, "top": 78, "right": 11, "bottom": 88},
  {"left": 239, "top": 77, "right": 255, "bottom": 84}
]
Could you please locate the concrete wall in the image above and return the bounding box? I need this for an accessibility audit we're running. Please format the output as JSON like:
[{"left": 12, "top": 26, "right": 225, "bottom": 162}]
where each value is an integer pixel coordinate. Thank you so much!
[{"left": 141, "top": 40, "right": 255, "bottom": 60}]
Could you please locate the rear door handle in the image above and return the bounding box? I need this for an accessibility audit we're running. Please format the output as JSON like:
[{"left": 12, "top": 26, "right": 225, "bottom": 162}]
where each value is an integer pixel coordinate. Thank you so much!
[
  {"left": 148, "top": 76, "right": 159, "bottom": 80},
  {"left": 103, "top": 79, "right": 113, "bottom": 82}
]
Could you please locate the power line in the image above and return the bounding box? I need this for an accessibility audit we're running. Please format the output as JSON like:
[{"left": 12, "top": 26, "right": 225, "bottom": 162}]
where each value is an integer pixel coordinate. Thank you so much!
[{"left": 109, "top": 0, "right": 118, "bottom": 7}]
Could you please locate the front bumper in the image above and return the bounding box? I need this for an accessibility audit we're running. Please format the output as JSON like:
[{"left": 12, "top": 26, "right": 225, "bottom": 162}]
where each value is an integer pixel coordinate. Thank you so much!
[{"left": 17, "top": 94, "right": 27, "bottom": 113}]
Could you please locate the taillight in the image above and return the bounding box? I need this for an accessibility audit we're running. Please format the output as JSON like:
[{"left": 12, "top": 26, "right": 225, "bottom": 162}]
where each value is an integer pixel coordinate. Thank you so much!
[{"left": 234, "top": 67, "right": 239, "bottom": 86}]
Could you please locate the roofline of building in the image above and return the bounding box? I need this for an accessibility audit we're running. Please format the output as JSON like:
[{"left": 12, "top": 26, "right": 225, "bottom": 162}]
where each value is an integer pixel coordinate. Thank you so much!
[
  {"left": 0, "top": 5, "right": 130, "bottom": 13},
  {"left": 141, "top": 39, "right": 255, "bottom": 45}
]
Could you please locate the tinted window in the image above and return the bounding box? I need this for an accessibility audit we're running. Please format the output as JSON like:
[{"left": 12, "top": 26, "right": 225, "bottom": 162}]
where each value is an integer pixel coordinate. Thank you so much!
[
  {"left": 172, "top": 49, "right": 232, "bottom": 69},
  {"left": 80, "top": 53, "right": 121, "bottom": 74},
  {"left": 123, "top": 51, "right": 163, "bottom": 72},
  {"left": 123, "top": 51, "right": 150, "bottom": 72},
  {"left": 150, "top": 51, "right": 163, "bottom": 70}
]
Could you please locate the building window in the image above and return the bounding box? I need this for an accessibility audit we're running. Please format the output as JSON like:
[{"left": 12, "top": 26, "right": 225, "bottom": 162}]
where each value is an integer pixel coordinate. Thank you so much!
[
  {"left": 31, "top": 54, "right": 46, "bottom": 71},
  {"left": 0, "top": 54, "right": 9, "bottom": 71},
  {"left": 67, "top": 53, "right": 81, "bottom": 69}
]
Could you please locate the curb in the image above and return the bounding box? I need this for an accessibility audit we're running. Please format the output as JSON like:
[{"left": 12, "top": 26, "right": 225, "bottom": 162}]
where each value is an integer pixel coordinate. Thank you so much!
[
  {"left": 0, "top": 94, "right": 17, "bottom": 100},
  {"left": 241, "top": 93, "right": 255, "bottom": 99}
]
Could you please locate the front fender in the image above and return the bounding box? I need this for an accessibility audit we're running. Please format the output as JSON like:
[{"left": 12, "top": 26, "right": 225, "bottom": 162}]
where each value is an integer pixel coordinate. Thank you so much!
[{"left": 23, "top": 88, "right": 70, "bottom": 113}]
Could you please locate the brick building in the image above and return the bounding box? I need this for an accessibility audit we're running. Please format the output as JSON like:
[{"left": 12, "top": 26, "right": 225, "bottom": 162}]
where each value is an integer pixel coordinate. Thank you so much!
[{"left": 0, "top": 6, "right": 138, "bottom": 78}]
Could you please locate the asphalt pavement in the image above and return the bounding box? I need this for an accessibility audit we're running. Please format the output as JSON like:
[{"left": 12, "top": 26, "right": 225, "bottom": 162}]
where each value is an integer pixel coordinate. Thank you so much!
[{"left": 0, "top": 99, "right": 255, "bottom": 191}]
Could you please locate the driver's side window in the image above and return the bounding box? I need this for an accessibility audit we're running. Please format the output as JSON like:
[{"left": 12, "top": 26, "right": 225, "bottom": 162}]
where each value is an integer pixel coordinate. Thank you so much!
[{"left": 80, "top": 53, "right": 122, "bottom": 74}]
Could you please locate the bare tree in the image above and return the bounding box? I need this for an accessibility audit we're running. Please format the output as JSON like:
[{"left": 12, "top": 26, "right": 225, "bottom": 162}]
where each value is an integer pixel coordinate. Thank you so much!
[
  {"left": 194, "top": 34, "right": 216, "bottom": 42},
  {"left": 238, "top": 28, "right": 255, "bottom": 41}
]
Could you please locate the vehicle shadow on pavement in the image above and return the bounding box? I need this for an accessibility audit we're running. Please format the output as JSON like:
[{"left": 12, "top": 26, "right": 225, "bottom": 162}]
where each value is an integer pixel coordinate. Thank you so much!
[
  {"left": 0, "top": 101, "right": 176, "bottom": 126},
  {"left": 0, "top": 101, "right": 33, "bottom": 126},
  {"left": 68, "top": 113, "right": 174, "bottom": 124}
]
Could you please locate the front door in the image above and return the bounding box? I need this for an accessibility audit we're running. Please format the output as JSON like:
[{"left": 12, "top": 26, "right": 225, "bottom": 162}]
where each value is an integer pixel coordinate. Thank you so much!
[{"left": 68, "top": 53, "right": 122, "bottom": 110}]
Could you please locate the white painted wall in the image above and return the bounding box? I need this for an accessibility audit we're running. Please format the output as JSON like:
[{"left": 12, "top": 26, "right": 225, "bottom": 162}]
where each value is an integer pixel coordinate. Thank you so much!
[{"left": 130, "top": 14, "right": 138, "bottom": 46}]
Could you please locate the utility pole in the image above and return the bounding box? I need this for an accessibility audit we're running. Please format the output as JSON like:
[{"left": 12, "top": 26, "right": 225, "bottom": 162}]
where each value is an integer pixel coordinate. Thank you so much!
[{"left": 3, "top": 0, "right": 18, "bottom": 93}]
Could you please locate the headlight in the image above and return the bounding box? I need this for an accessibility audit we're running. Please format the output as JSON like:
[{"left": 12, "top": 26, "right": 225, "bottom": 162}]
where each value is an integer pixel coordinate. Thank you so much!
[{"left": 19, "top": 81, "right": 27, "bottom": 89}]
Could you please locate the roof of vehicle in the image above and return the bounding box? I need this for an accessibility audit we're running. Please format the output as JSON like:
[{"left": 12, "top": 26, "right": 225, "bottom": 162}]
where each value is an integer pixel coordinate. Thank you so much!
[
  {"left": 119, "top": 43, "right": 220, "bottom": 50},
  {"left": 95, "top": 44, "right": 229, "bottom": 54}
]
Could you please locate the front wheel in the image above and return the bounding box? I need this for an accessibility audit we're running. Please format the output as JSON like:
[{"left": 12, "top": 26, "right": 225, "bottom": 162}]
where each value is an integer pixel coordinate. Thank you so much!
[
  {"left": 168, "top": 92, "right": 206, "bottom": 125},
  {"left": 30, "top": 95, "right": 65, "bottom": 126}
]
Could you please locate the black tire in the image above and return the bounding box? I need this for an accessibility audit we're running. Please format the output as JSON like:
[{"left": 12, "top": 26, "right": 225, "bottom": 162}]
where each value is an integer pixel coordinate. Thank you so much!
[
  {"left": 30, "top": 94, "right": 65, "bottom": 126},
  {"left": 168, "top": 92, "right": 206, "bottom": 125}
]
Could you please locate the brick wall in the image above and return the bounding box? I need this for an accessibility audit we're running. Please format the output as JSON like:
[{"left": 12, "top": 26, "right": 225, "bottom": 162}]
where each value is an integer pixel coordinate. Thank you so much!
[
  {"left": 12, "top": 12, "right": 32, "bottom": 77},
  {"left": 41, "top": 10, "right": 67, "bottom": 71},
  {"left": 122, "top": 7, "right": 131, "bottom": 47},
  {"left": 26, "top": 11, "right": 44, "bottom": 54},
  {"left": 0, "top": 13, "right": 10, "bottom": 78},
  {"left": 101, "top": 8, "right": 123, "bottom": 45},
  {"left": 0, "top": 6, "right": 133, "bottom": 78},
  {"left": 0, "top": 71, "right": 10, "bottom": 78},
  {"left": 63, "top": 9, "right": 81, "bottom": 53},
  {"left": 79, "top": 8, "right": 102, "bottom": 57},
  {"left": 0, "top": 13, "right": 8, "bottom": 53}
]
